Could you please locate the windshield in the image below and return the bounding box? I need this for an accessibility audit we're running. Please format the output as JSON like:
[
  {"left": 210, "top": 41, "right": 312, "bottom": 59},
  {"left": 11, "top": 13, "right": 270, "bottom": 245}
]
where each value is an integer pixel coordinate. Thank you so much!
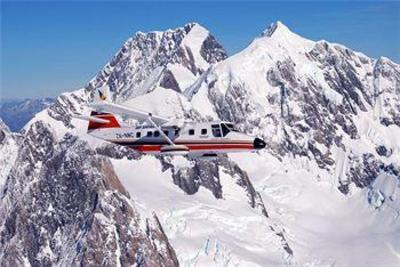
[
  {"left": 221, "top": 123, "right": 238, "bottom": 136},
  {"left": 225, "top": 123, "right": 238, "bottom": 132}
]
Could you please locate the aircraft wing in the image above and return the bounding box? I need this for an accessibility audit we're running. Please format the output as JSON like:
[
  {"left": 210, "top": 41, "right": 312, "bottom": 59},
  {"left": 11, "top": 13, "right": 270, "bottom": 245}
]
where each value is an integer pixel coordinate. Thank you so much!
[{"left": 89, "top": 102, "right": 169, "bottom": 125}]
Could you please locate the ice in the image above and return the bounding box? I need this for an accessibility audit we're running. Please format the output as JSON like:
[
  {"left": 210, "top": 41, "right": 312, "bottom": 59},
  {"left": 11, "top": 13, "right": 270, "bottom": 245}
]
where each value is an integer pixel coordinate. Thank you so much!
[
  {"left": 230, "top": 152, "right": 400, "bottom": 267},
  {"left": 112, "top": 156, "right": 289, "bottom": 266}
]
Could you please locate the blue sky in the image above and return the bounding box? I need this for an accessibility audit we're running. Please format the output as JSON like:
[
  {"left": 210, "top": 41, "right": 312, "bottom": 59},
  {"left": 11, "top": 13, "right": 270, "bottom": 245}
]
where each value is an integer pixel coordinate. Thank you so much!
[{"left": 1, "top": 1, "right": 399, "bottom": 99}]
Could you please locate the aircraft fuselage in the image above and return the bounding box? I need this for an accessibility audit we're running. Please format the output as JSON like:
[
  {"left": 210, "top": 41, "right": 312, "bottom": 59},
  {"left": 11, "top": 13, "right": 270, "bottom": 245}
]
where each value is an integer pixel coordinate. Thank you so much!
[{"left": 88, "top": 120, "right": 266, "bottom": 157}]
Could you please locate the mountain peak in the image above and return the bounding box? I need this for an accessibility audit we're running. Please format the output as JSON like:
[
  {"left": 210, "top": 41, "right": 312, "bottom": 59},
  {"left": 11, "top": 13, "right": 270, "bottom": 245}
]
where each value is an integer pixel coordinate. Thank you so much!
[
  {"left": 183, "top": 21, "right": 201, "bottom": 30},
  {"left": 88, "top": 21, "right": 226, "bottom": 100},
  {"left": 133, "top": 22, "right": 204, "bottom": 38},
  {"left": 261, "top": 21, "right": 292, "bottom": 37},
  {"left": 255, "top": 20, "right": 314, "bottom": 51}
]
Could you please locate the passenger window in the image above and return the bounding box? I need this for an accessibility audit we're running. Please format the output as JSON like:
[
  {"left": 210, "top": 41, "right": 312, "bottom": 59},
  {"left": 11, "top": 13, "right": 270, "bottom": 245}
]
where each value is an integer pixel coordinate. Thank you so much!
[
  {"left": 212, "top": 124, "right": 222, "bottom": 137},
  {"left": 189, "top": 129, "right": 195, "bottom": 135},
  {"left": 136, "top": 132, "right": 141, "bottom": 138},
  {"left": 201, "top": 129, "right": 207, "bottom": 135},
  {"left": 163, "top": 130, "right": 169, "bottom": 136},
  {"left": 154, "top": 131, "right": 160, "bottom": 137},
  {"left": 147, "top": 131, "right": 153, "bottom": 137}
]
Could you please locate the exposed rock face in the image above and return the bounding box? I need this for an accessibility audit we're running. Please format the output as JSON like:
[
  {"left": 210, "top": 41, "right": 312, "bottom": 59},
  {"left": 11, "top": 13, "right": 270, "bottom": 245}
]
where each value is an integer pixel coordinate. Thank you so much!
[
  {"left": 96, "top": 143, "right": 142, "bottom": 160},
  {"left": 200, "top": 35, "right": 227, "bottom": 64},
  {"left": 0, "top": 126, "right": 178, "bottom": 266},
  {"left": 88, "top": 23, "right": 227, "bottom": 101},
  {"left": 159, "top": 156, "right": 294, "bottom": 257},
  {"left": 160, "top": 155, "right": 270, "bottom": 216},
  {"left": 373, "top": 57, "right": 400, "bottom": 127},
  {"left": 160, "top": 156, "right": 223, "bottom": 199},
  {"left": 0, "top": 119, "right": 20, "bottom": 194},
  {"left": 37, "top": 23, "right": 227, "bottom": 131},
  {"left": 190, "top": 21, "right": 400, "bottom": 194},
  {"left": 1, "top": 21, "right": 399, "bottom": 266},
  {"left": 40, "top": 89, "right": 91, "bottom": 130},
  {"left": 0, "top": 23, "right": 228, "bottom": 266}
]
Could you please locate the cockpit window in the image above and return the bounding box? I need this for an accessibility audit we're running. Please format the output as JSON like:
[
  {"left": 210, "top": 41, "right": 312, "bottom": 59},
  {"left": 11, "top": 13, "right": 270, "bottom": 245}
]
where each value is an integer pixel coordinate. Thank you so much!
[
  {"left": 221, "top": 123, "right": 238, "bottom": 136},
  {"left": 221, "top": 124, "right": 230, "bottom": 136},
  {"left": 225, "top": 123, "right": 238, "bottom": 131}
]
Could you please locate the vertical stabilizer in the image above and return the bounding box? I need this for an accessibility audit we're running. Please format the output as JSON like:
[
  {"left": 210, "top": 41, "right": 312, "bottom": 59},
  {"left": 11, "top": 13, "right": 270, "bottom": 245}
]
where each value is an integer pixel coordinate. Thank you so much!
[
  {"left": 94, "top": 85, "right": 111, "bottom": 103},
  {"left": 87, "top": 111, "right": 121, "bottom": 131}
]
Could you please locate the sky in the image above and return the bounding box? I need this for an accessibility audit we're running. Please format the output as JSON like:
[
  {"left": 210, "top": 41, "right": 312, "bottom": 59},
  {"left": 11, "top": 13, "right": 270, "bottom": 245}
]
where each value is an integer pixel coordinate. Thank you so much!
[{"left": 1, "top": 1, "right": 399, "bottom": 99}]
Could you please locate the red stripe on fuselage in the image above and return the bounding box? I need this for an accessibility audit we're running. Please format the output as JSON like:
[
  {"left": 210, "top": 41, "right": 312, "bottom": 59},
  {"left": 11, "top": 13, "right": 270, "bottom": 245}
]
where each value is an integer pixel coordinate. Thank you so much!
[{"left": 129, "top": 143, "right": 254, "bottom": 153}]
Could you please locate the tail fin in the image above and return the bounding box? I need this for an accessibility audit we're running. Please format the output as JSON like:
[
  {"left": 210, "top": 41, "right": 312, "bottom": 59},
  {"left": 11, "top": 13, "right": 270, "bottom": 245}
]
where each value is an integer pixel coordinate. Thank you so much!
[
  {"left": 87, "top": 111, "right": 121, "bottom": 131},
  {"left": 94, "top": 85, "right": 111, "bottom": 103}
]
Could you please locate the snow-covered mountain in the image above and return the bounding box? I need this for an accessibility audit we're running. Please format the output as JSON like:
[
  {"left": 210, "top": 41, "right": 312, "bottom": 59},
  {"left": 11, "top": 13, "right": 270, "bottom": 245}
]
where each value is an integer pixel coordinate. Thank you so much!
[
  {"left": 1, "top": 21, "right": 399, "bottom": 266},
  {"left": 0, "top": 98, "right": 55, "bottom": 132},
  {"left": 0, "top": 23, "right": 231, "bottom": 266},
  {"left": 186, "top": 21, "right": 400, "bottom": 265},
  {"left": 88, "top": 22, "right": 227, "bottom": 101},
  {"left": 189, "top": 21, "right": 400, "bottom": 194},
  {"left": 0, "top": 120, "right": 20, "bottom": 192}
]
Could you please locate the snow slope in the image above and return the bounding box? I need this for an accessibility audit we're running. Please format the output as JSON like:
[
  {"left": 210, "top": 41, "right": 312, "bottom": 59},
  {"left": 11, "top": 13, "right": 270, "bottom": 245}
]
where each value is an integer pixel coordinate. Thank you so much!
[
  {"left": 1, "top": 21, "right": 399, "bottom": 267},
  {"left": 0, "top": 23, "right": 227, "bottom": 266},
  {"left": 113, "top": 156, "right": 291, "bottom": 266},
  {"left": 186, "top": 21, "right": 400, "bottom": 266},
  {"left": 231, "top": 152, "right": 400, "bottom": 266}
]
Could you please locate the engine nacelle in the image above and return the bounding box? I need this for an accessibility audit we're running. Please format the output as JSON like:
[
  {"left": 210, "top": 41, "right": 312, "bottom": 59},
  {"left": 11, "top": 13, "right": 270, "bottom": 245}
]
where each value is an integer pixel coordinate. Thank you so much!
[{"left": 160, "top": 145, "right": 189, "bottom": 156}]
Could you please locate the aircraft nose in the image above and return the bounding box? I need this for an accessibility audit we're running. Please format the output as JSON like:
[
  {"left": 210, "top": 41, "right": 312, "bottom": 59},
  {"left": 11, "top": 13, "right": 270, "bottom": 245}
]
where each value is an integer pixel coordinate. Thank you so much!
[{"left": 253, "top": 137, "right": 266, "bottom": 149}]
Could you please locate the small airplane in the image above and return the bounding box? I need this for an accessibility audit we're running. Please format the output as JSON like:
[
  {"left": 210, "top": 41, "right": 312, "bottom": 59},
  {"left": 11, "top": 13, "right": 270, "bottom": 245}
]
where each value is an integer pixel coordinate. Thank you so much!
[{"left": 74, "top": 87, "right": 266, "bottom": 158}]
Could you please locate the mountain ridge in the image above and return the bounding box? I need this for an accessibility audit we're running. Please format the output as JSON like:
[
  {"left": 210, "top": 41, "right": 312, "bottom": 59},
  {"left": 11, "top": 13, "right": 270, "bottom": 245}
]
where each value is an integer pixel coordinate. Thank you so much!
[
  {"left": 0, "top": 97, "right": 55, "bottom": 132},
  {"left": 1, "top": 21, "right": 399, "bottom": 266},
  {"left": 87, "top": 22, "right": 227, "bottom": 101}
]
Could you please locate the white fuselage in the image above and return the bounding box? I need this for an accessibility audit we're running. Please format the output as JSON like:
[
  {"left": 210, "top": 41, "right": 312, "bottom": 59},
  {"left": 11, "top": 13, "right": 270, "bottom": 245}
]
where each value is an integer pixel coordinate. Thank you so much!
[{"left": 89, "top": 121, "right": 265, "bottom": 156}]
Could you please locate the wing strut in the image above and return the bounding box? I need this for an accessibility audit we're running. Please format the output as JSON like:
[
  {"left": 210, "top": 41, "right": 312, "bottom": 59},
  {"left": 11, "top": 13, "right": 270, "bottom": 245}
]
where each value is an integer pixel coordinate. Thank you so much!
[{"left": 147, "top": 114, "right": 174, "bottom": 145}]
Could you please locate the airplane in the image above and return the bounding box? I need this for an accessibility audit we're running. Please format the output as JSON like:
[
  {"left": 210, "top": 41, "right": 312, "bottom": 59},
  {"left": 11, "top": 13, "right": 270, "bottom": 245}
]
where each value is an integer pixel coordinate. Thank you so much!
[{"left": 73, "top": 87, "right": 266, "bottom": 158}]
